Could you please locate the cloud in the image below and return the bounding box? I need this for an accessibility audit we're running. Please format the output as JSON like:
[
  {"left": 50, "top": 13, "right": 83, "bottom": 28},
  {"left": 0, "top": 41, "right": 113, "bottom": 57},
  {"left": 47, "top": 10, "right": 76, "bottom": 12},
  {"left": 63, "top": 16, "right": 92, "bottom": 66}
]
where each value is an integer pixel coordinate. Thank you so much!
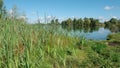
[
  {"left": 47, "top": 16, "right": 52, "bottom": 19},
  {"left": 18, "top": 15, "right": 27, "bottom": 20},
  {"left": 112, "top": 16, "right": 120, "bottom": 19},
  {"left": 99, "top": 16, "right": 104, "bottom": 20},
  {"left": 98, "top": 16, "right": 105, "bottom": 22},
  {"left": 104, "top": 6, "right": 114, "bottom": 10},
  {"left": 105, "top": 19, "right": 109, "bottom": 22},
  {"left": 112, "top": 16, "right": 117, "bottom": 19}
]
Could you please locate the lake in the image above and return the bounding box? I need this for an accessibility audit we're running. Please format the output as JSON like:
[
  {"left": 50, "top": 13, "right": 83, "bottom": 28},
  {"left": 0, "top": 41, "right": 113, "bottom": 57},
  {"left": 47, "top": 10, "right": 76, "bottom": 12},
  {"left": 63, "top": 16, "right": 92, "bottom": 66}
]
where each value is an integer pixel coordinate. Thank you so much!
[
  {"left": 61, "top": 26, "right": 112, "bottom": 40},
  {"left": 68, "top": 28, "right": 111, "bottom": 40}
]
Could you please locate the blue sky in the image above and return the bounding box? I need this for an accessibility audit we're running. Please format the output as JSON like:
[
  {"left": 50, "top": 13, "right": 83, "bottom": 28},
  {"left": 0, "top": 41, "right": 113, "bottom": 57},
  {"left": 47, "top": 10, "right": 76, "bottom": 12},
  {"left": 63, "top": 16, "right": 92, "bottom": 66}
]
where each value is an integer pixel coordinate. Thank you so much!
[{"left": 4, "top": 0, "right": 120, "bottom": 22}]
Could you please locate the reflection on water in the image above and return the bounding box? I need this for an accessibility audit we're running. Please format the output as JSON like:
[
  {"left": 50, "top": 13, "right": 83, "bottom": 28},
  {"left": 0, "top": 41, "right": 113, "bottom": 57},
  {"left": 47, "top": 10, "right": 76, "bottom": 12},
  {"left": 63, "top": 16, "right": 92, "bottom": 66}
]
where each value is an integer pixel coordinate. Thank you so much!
[
  {"left": 83, "top": 28, "right": 111, "bottom": 40},
  {"left": 61, "top": 26, "right": 111, "bottom": 40}
]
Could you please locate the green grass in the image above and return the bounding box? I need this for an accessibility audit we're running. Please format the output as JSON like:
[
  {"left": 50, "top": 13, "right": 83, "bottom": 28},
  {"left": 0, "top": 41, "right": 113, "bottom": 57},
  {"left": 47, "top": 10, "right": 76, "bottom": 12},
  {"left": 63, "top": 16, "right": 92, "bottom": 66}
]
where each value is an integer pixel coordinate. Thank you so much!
[
  {"left": 107, "top": 32, "right": 120, "bottom": 42},
  {"left": 0, "top": 19, "right": 120, "bottom": 68}
]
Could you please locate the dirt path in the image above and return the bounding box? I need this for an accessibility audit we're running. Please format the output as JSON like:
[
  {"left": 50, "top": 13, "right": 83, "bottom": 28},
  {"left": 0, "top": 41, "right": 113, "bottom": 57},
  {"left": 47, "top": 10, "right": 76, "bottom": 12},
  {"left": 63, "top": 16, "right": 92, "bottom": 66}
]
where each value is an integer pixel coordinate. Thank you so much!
[{"left": 108, "top": 42, "right": 120, "bottom": 46}]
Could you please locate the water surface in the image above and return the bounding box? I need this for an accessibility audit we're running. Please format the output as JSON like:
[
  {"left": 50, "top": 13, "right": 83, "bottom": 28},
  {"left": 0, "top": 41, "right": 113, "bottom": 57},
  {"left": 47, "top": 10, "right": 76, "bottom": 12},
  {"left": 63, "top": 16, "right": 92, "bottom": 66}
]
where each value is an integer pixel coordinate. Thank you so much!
[{"left": 63, "top": 27, "right": 111, "bottom": 40}]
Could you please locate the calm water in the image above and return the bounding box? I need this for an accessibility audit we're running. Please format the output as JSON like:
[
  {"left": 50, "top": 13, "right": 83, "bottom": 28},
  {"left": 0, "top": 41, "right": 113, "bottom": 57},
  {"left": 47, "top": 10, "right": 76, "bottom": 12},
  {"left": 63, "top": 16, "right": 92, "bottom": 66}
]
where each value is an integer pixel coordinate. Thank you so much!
[
  {"left": 51, "top": 25, "right": 112, "bottom": 40},
  {"left": 64, "top": 27, "right": 111, "bottom": 40}
]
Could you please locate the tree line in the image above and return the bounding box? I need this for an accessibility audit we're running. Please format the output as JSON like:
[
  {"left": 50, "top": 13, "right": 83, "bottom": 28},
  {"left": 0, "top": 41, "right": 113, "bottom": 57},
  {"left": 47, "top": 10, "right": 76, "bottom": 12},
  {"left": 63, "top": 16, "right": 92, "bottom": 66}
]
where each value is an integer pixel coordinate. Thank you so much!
[
  {"left": 1, "top": 0, "right": 120, "bottom": 32},
  {"left": 61, "top": 18, "right": 100, "bottom": 28},
  {"left": 59, "top": 17, "right": 120, "bottom": 32}
]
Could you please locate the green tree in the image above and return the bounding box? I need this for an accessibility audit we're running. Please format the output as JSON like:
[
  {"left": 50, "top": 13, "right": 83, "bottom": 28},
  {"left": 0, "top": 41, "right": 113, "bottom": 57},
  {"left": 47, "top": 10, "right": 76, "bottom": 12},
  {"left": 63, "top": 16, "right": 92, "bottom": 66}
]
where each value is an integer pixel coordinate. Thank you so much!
[
  {"left": 73, "top": 18, "right": 77, "bottom": 27},
  {"left": 0, "top": 0, "right": 3, "bottom": 11},
  {"left": 55, "top": 19, "right": 59, "bottom": 24},
  {"left": 104, "top": 18, "right": 120, "bottom": 32},
  {"left": 0, "top": 0, "right": 7, "bottom": 19},
  {"left": 1, "top": 6, "right": 7, "bottom": 19},
  {"left": 51, "top": 19, "right": 55, "bottom": 24},
  {"left": 89, "top": 18, "right": 99, "bottom": 27},
  {"left": 84, "top": 17, "right": 91, "bottom": 26},
  {"left": 77, "top": 18, "right": 83, "bottom": 26},
  {"left": 50, "top": 19, "right": 59, "bottom": 25},
  {"left": 66, "top": 18, "right": 73, "bottom": 26},
  {"left": 109, "top": 18, "right": 118, "bottom": 24}
]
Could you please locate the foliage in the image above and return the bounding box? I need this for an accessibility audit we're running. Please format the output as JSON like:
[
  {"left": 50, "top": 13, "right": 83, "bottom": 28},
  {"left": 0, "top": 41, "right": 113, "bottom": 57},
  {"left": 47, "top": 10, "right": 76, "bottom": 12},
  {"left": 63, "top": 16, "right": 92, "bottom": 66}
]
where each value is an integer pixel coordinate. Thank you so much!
[
  {"left": 105, "top": 18, "right": 120, "bottom": 32},
  {"left": 91, "top": 43, "right": 106, "bottom": 54},
  {"left": 107, "top": 32, "right": 120, "bottom": 43},
  {"left": 61, "top": 17, "right": 101, "bottom": 29},
  {"left": 0, "top": 19, "right": 120, "bottom": 68},
  {"left": 0, "top": 0, "right": 7, "bottom": 19},
  {"left": 0, "top": 1, "right": 120, "bottom": 68},
  {"left": 50, "top": 19, "right": 59, "bottom": 25}
]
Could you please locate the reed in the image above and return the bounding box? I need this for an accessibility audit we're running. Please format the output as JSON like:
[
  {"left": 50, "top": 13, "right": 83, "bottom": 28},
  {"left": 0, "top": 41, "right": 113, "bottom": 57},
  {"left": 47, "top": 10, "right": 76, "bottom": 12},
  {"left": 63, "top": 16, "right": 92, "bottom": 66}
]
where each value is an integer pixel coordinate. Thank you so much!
[{"left": 0, "top": 19, "right": 119, "bottom": 68}]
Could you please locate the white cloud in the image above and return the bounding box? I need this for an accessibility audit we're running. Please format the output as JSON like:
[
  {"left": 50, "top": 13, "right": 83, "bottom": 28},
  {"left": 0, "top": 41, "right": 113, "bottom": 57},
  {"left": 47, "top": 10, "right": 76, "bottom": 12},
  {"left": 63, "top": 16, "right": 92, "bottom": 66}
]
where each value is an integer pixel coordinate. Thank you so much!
[
  {"left": 18, "top": 15, "right": 27, "bottom": 20},
  {"left": 99, "top": 16, "right": 104, "bottom": 20},
  {"left": 112, "top": 16, "right": 117, "bottom": 19},
  {"left": 47, "top": 16, "right": 52, "bottom": 19},
  {"left": 39, "top": 17, "right": 43, "bottom": 20},
  {"left": 104, "top": 6, "right": 114, "bottom": 10},
  {"left": 98, "top": 16, "right": 105, "bottom": 22}
]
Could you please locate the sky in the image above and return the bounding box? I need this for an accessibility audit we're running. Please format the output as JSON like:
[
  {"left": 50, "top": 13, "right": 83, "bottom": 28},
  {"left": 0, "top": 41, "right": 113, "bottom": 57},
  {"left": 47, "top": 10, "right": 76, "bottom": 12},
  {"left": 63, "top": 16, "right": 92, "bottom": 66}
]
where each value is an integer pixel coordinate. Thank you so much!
[{"left": 4, "top": 0, "right": 120, "bottom": 23}]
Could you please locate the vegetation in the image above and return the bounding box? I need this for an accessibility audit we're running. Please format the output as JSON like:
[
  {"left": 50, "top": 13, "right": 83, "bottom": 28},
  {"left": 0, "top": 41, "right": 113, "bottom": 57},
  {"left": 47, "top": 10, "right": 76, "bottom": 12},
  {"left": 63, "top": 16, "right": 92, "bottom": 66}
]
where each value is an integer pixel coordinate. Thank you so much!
[
  {"left": 105, "top": 18, "right": 120, "bottom": 32},
  {"left": 107, "top": 32, "right": 120, "bottom": 46},
  {"left": 0, "top": 19, "right": 120, "bottom": 68},
  {"left": 50, "top": 19, "right": 60, "bottom": 25},
  {"left": 61, "top": 17, "right": 120, "bottom": 33},
  {"left": 0, "top": 0, "right": 120, "bottom": 68},
  {"left": 60, "top": 18, "right": 103, "bottom": 33},
  {"left": 61, "top": 18, "right": 101, "bottom": 28}
]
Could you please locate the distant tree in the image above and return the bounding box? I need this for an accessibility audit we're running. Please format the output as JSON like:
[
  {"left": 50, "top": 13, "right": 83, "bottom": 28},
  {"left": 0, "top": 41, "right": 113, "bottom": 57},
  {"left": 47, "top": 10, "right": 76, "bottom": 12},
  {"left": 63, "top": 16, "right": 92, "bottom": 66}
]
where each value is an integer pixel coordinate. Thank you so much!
[
  {"left": 84, "top": 17, "right": 91, "bottom": 26},
  {"left": 109, "top": 18, "right": 118, "bottom": 24},
  {"left": 0, "top": 0, "right": 3, "bottom": 12},
  {"left": 51, "top": 19, "right": 55, "bottom": 24},
  {"left": 73, "top": 18, "right": 77, "bottom": 27},
  {"left": 50, "top": 18, "right": 59, "bottom": 25},
  {"left": 77, "top": 18, "right": 83, "bottom": 26},
  {"left": 61, "top": 21, "right": 66, "bottom": 26},
  {"left": 89, "top": 18, "right": 94, "bottom": 26},
  {"left": 1, "top": 6, "right": 7, "bottom": 19},
  {"left": 104, "top": 18, "right": 120, "bottom": 32},
  {"left": 0, "top": 0, "right": 7, "bottom": 19},
  {"left": 55, "top": 19, "right": 59, "bottom": 24},
  {"left": 61, "top": 17, "right": 101, "bottom": 30},
  {"left": 94, "top": 19, "right": 99, "bottom": 26},
  {"left": 105, "top": 18, "right": 119, "bottom": 27},
  {"left": 66, "top": 18, "right": 73, "bottom": 26}
]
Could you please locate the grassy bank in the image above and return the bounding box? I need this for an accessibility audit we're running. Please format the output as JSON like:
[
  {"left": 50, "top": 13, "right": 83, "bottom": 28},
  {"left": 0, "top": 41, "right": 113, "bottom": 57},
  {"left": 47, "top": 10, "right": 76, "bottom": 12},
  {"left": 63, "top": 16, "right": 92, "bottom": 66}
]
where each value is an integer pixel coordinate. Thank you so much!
[
  {"left": 107, "top": 32, "right": 120, "bottom": 46},
  {"left": 0, "top": 20, "right": 120, "bottom": 68},
  {"left": 107, "top": 32, "right": 120, "bottom": 42}
]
